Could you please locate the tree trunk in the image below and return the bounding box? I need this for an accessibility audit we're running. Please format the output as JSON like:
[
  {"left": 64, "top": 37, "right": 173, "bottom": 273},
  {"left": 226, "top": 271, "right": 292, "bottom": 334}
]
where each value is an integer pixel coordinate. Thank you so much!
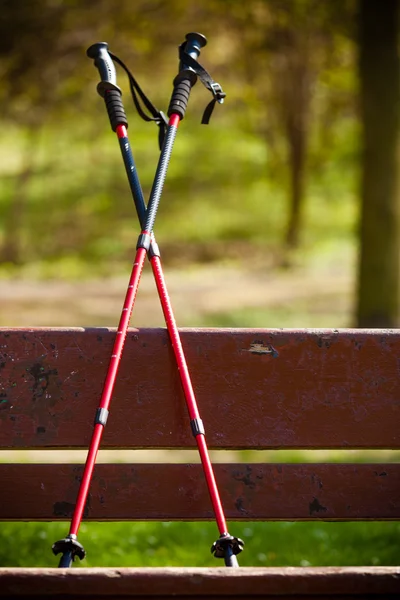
[
  {"left": 356, "top": 0, "right": 400, "bottom": 327},
  {"left": 276, "top": 34, "right": 312, "bottom": 251},
  {"left": 285, "top": 99, "right": 308, "bottom": 249}
]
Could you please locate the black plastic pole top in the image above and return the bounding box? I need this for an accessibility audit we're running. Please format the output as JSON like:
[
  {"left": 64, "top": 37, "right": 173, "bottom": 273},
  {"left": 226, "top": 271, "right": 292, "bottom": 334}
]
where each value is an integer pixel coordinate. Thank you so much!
[
  {"left": 86, "top": 42, "right": 128, "bottom": 132},
  {"left": 180, "top": 32, "right": 207, "bottom": 68},
  {"left": 86, "top": 42, "right": 121, "bottom": 97}
]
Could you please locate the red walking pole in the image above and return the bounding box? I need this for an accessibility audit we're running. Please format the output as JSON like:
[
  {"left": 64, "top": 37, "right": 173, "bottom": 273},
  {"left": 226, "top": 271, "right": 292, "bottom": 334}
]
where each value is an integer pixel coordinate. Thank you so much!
[
  {"left": 117, "top": 34, "right": 243, "bottom": 566},
  {"left": 52, "top": 110, "right": 180, "bottom": 568}
]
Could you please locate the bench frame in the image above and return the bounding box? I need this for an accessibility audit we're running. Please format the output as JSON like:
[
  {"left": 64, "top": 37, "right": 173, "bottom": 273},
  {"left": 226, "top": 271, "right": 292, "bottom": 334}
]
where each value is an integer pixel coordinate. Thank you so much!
[{"left": 0, "top": 327, "right": 399, "bottom": 598}]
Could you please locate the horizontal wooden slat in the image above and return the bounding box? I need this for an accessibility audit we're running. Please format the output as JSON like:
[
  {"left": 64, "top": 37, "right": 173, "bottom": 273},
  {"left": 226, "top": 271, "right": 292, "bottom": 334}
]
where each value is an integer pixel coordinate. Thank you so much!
[
  {"left": 1, "top": 567, "right": 399, "bottom": 598},
  {"left": 1, "top": 463, "right": 399, "bottom": 521},
  {"left": 0, "top": 328, "right": 399, "bottom": 449}
]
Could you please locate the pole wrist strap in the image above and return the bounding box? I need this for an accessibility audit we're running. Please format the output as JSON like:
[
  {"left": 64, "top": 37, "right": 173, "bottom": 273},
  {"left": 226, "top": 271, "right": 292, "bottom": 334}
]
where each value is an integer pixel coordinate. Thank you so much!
[
  {"left": 109, "top": 52, "right": 168, "bottom": 149},
  {"left": 179, "top": 42, "right": 226, "bottom": 124}
]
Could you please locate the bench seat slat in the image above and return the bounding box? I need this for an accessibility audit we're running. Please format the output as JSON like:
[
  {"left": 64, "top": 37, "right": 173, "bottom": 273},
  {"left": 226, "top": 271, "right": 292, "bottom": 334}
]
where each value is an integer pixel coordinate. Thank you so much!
[
  {"left": 1, "top": 463, "right": 399, "bottom": 521},
  {"left": 0, "top": 328, "right": 399, "bottom": 450},
  {"left": 0, "top": 567, "right": 399, "bottom": 598}
]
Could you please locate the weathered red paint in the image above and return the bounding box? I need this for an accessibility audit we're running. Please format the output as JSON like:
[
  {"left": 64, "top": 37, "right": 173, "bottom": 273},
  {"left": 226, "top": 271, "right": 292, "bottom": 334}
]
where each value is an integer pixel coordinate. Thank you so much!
[
  {"left": 1, "top": 463, "right": 399, "bottom": 521},
  {"left": 0, "top": 328, "right": 399, "bottom": 449},
  {"left": 1, "top": 328, "right": 399, "bottom": 594}
]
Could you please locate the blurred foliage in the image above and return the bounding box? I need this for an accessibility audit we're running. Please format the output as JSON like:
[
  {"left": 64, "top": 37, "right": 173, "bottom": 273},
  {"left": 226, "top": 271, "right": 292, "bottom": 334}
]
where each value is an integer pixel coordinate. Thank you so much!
[{"left": 0, "top": 0, "right": 359, "bottom": 271}]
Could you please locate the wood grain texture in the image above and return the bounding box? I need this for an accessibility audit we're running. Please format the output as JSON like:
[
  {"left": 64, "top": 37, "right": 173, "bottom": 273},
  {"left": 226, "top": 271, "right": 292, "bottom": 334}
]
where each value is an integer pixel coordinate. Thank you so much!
[
  {"left": 1, "top": 463, "right": 399, "bottom": 521},
  {"left": 0, "top": 567, "right": 399, "bottom": 597},
  {"left": 0, "top": 328, "right": 399, "bottom": 450}
]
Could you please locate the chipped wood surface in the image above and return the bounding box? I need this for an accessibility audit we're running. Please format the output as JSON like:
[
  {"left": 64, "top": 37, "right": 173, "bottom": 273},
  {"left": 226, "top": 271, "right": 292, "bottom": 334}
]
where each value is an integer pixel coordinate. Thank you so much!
[
  {"left": 1, "top": 328, "right": 399, "bottom": 449},
  {"left": 1, "top": 463, "right": 399, "bottom": 521},
  {"left": 0, "top": 567, "right": 399, "bottom": 598}
]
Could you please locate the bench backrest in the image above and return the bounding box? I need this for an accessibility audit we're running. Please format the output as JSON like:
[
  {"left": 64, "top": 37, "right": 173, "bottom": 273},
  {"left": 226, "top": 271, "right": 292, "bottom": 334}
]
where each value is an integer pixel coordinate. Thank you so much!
[{"left": 0, "top": 327, "right": 399, "bottom": 522}]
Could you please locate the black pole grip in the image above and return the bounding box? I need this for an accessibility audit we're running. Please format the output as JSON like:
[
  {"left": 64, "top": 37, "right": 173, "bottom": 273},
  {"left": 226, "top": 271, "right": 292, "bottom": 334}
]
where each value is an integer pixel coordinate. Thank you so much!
[
  {"left": 167, "top": 72, "right": 196, "bottom": 119},
  {"left": 167, "top": 32, "right": 207, "bottom": 119},
  {"left": 87, "top": 42, "right": 128, "bottom": 131},
  {"left": 86, "top": 42, "right": 120, "bottom": 97},
  {"left": 105, "top": 89, "right": 128, "bottom": 131}
]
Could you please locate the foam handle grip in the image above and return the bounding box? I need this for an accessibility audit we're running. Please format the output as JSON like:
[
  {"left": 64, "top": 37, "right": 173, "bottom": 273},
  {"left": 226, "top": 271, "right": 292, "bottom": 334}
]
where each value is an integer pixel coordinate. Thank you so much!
[
  {"left": 167, "top": 75, "right": 193, "bottom": 119},
  {"left": 104, "top": 90, "right": 128, "bottom": 131}
]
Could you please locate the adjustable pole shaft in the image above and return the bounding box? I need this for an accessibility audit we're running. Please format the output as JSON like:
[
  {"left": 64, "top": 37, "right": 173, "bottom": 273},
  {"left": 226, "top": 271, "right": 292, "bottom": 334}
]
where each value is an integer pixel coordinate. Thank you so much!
[
  {"left": 53, "top": 113, "right": 182, "bottom": 568},
  {"left": 117, "top": 120, "right": 243, "bottom": 567},
  {"left": 150, "top": 252, "right": 229, "bottom": 534},
  {"left": 116, "top": 123, "right": 229, "bottom": 534},
  {"left": 68, "top": 245, "right": 147, "bottom": 538}
]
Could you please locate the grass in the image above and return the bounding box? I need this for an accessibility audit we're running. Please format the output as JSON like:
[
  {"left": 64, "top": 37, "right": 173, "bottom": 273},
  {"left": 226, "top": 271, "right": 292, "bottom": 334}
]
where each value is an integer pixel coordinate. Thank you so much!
[{"left": 1, "top": 521, "right": 399, "bottom": 568}]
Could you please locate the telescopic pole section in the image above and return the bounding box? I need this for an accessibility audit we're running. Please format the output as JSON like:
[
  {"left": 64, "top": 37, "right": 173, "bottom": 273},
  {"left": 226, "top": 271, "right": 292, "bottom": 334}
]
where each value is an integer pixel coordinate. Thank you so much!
[
  {"left": 70, "top": 246, "right": 147, "bottom": 536},
  {"left": 150, "top": 255, "right": 226, "bottom": 528},
  {"left": 53, "top": 112, "right": 182, "bottom": 570},
  {"left": 52, "top": 245, "right": 147, "bottom": 567},
  {"left": 150, "top": 247, "right": 243, "bottom": 567},
  {"left": 140, "top": 111, "right": 230, "bottom": 536}
]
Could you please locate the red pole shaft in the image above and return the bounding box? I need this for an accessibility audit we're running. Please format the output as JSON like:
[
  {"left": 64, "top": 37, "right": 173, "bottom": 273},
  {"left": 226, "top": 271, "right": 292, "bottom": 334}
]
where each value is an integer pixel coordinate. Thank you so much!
[
  {"left": 118, "top": 113, "right": 229, "bottom": 536},
  {"left": 69, "top": 246, "right": 147, "bottom": 536},
  {"left": 150, "top": 254, "right": 228, "bottom": 535},
  {"left": 70, "top": 114, "right": 179, "bottom": 537}
]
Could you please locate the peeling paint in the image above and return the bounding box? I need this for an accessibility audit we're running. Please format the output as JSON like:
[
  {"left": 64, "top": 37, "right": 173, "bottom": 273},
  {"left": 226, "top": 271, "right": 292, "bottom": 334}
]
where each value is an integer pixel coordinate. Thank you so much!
[
  {"left": 245, "top": 341, "right": 279, "bottom": 357},
  {"left": 233, "top": 466, "right": 257, "bottom": 489},
  {"left": 53, "top": 501, "right": 75, "bottom": 517},
  {"left": 235, "top": 497, "right": 248, "bottom": 514},
  {"left": 27, "top": 363, "right": 58, "bottom": 401},
  {"left": 311, "top": 474, "right": 323, "bottom": 489},
  {"left": 53, "top": 500, "right": 89, "bottom": 518},
  {"left": 317, "top": 336, "right": 333, "bottom": 349},
  {"left": 309, "top": 497, "right": 327, "bottom": 515}
]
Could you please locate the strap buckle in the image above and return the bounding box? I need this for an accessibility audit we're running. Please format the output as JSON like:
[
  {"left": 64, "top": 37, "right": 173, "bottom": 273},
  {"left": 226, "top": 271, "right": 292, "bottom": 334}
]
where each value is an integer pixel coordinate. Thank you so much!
[
  {"left": 210, "top": 82, "right": 225, "bottom": 104},
  {"left": 158, "top": 111, "right": 169, "bottom": 127}
]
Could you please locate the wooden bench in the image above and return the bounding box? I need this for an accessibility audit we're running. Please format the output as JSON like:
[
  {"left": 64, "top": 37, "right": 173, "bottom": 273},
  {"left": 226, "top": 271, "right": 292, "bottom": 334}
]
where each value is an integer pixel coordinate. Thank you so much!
[{"left": 0, "top": 326, "right": 399, "bottom": 598}]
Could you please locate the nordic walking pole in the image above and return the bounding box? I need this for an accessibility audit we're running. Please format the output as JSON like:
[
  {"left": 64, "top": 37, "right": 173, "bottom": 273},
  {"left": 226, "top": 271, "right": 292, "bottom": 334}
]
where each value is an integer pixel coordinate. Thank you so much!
[
  {"left": 52, "top": 44, "right": 182, "bottom": 569},
  {"left": 151, "top": 33, "right": 243, "bottom": 567},
  {"left": 86, "top": 34, "right": 243, "bottom": 567}
]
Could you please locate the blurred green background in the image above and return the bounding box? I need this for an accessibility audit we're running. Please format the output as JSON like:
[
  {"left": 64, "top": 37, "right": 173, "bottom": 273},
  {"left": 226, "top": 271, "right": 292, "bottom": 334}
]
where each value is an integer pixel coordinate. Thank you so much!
[
  {"left": 0, "top": 0, "right": 399, "bottom": 568},
  {"left": 0, "top": 0, "right": 360, "bottom": 329}
]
